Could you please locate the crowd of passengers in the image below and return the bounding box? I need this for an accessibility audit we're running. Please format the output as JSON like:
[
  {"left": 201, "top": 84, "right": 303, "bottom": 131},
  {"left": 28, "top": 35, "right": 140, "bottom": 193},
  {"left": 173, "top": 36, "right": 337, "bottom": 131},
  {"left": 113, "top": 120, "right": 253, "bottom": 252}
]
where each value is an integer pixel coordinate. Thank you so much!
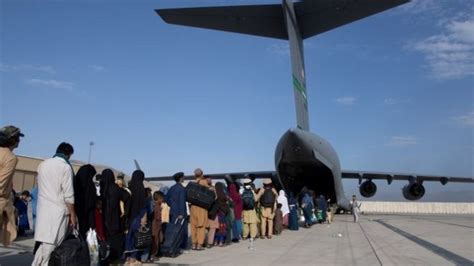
[{"left": 0, "top": 125, "right": 338, "bottom": 266}]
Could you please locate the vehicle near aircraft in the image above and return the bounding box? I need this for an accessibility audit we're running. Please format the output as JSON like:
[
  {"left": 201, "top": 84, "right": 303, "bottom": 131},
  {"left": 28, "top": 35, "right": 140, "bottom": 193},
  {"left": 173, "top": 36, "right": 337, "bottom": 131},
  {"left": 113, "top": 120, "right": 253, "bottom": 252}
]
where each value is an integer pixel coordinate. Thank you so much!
[{"left": 150, "top": 0, "right": 473, "bottom": 210}]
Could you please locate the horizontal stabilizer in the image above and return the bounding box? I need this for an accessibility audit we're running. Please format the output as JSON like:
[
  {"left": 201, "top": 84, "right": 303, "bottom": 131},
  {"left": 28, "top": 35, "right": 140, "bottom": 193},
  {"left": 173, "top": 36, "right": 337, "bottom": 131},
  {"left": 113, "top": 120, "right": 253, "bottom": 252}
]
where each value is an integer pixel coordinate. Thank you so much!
[
  {"left": 156, "top": 4, "right": 288, "bottom": 40},
  {"left": 295, "top": 0, "right": 409, "bottom": 39},
  {"left": 156, "top": 0, "right": 409, "bottom": 40}
]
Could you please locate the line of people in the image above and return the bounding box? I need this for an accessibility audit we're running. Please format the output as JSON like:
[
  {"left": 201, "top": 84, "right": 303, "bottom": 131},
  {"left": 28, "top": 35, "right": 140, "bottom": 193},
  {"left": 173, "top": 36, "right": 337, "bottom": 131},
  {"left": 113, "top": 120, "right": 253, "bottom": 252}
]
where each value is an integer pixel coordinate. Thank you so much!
[
  {"left": 166, "top": 170, "right": 291, "bottom": 253},
  {"left": 0, "top": 125, "right": 340, "bottom": 266}
]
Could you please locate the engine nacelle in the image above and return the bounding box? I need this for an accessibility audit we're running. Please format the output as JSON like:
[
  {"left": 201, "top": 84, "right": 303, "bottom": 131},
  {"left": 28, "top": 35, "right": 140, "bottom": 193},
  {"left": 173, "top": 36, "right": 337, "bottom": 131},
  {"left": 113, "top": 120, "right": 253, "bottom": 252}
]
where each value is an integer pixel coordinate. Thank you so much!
[
  {"left": 359, "top": 180, "right": 377, "bottom": 198},
  {"left": 402, "top": 182, "right": 425, "bottom": 200}
]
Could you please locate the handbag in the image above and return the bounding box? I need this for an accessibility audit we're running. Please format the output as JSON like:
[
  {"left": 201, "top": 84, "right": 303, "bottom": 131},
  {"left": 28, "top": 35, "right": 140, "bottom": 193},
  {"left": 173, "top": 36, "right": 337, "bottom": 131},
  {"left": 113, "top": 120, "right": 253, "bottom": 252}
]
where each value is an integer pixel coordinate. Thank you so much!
[
  {"left": 98, "top": 240, "right": 110, "bottom": 261},
  {"left": 49, "top": 228, "right": 90, "bottom": 266},
  {"left": 134, "top": 225, "right": 152, "bottom": 250}
]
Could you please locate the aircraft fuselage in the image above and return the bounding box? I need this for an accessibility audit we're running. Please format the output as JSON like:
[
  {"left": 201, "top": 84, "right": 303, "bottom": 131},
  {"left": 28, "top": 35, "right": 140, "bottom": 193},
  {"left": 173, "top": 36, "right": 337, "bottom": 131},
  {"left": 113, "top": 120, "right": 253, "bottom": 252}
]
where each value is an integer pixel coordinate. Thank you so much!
[{"left": 275, "top": 128, "right": 350, "bottom": 209}]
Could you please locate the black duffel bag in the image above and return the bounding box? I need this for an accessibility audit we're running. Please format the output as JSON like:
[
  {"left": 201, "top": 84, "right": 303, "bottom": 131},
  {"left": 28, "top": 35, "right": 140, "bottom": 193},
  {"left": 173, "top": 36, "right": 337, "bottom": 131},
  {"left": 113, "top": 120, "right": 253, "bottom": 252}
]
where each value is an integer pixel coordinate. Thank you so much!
[
  {"left": 186, "top": 182, "right": 215, "bottom": 210},
  {"left": 134, "top": 225, "right": 152, "bottom": 250},
  {"left": 49, "top": 228, "right": 90, "bottom": 266}
]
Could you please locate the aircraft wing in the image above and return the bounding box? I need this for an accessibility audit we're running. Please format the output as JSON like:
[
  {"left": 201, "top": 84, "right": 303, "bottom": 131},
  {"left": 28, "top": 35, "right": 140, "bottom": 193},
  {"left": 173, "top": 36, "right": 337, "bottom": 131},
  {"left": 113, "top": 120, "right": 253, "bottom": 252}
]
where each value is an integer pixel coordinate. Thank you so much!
[
  {"left": 146, "top": 171, "right": 276, "bottom": 182},
  {"left": 341, "top": 170, "right": 474, "bottom": 185},
  {"left": 156, "top": 0, "right": 409, "bottom": 40}
]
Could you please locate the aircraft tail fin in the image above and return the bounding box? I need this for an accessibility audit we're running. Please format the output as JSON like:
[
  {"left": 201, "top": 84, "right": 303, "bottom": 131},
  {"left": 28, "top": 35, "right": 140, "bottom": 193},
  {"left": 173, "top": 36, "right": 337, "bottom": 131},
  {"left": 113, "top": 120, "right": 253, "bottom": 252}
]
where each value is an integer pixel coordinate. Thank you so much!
[
  {"left": 156, "top": 0, "right": 409, "bottom": 131},
  {"left": 134, "top": 159, "right": 142, "bottom": 171}
]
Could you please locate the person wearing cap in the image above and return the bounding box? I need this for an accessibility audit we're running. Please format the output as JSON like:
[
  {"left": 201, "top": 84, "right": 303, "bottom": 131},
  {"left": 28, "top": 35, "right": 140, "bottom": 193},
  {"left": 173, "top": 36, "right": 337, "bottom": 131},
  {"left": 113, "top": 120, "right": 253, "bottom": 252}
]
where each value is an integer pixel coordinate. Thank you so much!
[
  {"left": 256, "top": 178, "right": 278, "bottom": 239},
  {"left": 166, "top": 171, "right": 188, "bottom": 251},
  {"left": 189, "top": 168, "right": 209, "bottom": 251},
  {"left": 33, "top": 142, "right": 77, "bottom": 265},
  {"left": 241, "top": 178, "right": 258, "bottom": 250},
  {"left": 0, "top": 125, "right": 24, "bottom": 246}
]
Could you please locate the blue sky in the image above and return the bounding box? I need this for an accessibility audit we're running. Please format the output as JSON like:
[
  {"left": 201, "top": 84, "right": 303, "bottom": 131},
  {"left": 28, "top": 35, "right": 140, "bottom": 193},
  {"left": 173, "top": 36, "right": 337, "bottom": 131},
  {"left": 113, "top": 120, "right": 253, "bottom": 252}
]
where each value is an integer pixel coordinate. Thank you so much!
[{"left": 1, "top": 0, "right": 473, "bottom": 201}]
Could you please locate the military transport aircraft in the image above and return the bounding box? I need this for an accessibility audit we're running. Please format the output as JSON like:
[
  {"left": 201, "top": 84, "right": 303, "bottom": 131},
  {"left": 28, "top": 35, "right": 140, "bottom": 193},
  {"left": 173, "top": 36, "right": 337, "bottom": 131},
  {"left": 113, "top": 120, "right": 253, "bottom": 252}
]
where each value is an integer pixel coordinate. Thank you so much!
[{"left": 149, "top": 0, "right": 473, "bottom": 210}]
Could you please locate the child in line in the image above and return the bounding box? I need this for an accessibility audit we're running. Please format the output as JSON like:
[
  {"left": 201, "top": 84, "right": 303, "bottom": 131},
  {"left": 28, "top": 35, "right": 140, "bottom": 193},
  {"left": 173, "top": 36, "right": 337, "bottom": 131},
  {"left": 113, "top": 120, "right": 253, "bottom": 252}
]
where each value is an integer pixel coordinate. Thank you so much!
[
  {"left": 273, "top": 203, "right": 283, "bottom": 235},
  {"left": 326, "top": 206, "right": 332, "bottom": 224},
  {"left": 151, "top": 191, "right": 164, "bottom": 262},
  {"left": 215, "top": 212, "right": 227, "bottom": 246}
]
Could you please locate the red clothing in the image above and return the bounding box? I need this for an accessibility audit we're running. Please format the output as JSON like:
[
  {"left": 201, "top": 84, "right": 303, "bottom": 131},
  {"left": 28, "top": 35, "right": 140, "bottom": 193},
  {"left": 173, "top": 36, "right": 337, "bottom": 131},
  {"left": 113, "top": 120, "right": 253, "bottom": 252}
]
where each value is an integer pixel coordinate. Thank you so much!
[
  {"left": 228, "top": 184, "right": 242, "bottom": 220},
  {"left": 94, "top": 209, "right": 106, "bottom": 241}
]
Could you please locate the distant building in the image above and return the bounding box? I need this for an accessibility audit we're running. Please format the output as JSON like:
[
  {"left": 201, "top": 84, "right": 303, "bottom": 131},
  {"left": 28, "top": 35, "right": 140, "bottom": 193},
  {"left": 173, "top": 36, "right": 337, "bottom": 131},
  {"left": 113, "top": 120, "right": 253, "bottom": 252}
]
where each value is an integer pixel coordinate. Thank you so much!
[{"left": 13, "top": 155, "right": 128, "bottom": 192}]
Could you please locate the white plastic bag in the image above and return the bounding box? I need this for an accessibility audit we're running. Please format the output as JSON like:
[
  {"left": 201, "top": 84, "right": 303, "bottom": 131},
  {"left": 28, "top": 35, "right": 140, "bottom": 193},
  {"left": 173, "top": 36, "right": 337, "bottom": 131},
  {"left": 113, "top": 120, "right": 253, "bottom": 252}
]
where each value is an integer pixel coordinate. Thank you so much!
[{"left": 86, "top": 228, "right": 99, "bottom": 265}]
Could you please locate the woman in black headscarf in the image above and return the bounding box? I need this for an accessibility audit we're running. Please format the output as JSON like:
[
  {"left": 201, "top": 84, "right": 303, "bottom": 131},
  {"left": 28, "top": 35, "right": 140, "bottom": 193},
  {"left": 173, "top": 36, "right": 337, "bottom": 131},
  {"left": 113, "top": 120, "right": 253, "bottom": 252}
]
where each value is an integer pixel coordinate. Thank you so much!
[
  {"left": 288, "top": 192, "right": 299, "bottom": 230},
  {"left": 214, "top": 182, "right": 230, "bottom": 246},
  {"left": 129, "top": 170, "right": 146, "bottom": 221},
  {"left": 74, "top": 164, "right": 97, "bottom": 239},
  {"left": 124, "top": 170, "right": 147, "bottom": 264},
  {"left": 100, "top": 169, "right": 130, "bottom": 264}
]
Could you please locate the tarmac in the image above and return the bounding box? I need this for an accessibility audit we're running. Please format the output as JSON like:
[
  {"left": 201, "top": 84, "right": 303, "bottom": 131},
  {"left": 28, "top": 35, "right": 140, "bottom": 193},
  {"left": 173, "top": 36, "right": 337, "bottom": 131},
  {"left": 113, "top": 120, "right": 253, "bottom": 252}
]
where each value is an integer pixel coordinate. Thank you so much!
[{"left": 1, "top": 214, "right": 473, "bottom": 266}]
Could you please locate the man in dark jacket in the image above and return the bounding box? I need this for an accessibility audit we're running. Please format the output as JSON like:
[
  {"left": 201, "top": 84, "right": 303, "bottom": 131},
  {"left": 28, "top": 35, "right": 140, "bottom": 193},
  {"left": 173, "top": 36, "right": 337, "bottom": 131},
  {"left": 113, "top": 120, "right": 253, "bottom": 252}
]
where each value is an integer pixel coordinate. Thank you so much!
[{"left": 166, "top": 172, "right": 188, "bottom": 251}]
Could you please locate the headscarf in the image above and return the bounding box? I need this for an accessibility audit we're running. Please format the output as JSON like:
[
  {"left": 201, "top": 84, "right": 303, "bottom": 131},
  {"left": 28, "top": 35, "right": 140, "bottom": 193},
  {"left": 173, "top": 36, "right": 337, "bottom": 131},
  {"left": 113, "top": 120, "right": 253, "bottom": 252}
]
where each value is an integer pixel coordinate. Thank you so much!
[
  {"left": 74, "top": 165, "right": 97, "bottom": 225},
  {"left": 74, "top": 164, "right": 96, "bottom": 192},
  {"left": 129, "top": 170, "right": 146, "bottom": 219},
  {"left": 228, "top": 183, "right": 242, "bottom": 219},
  {"left": 101, "top": 169, "right": 121, "bottom": 234},
  {"left": 102, "top": 169, "right": 116, "bottom": 198},
  {"left": 277, "top": 190, "right": 290, "bottom": 216},
  {"left": 215, "top": 182, "right": 229, "bottom": 214}
]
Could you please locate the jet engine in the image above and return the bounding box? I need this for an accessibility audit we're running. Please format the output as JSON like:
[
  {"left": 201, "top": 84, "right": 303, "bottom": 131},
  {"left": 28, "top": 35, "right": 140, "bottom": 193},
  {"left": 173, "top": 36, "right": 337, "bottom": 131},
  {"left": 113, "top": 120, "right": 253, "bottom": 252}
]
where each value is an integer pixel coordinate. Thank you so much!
[
  {"left": 402, "top": 182, "right": 425, "bottom": 200},
  {"left": 359, "top": 180, "right": 377, "bottom": 198}
]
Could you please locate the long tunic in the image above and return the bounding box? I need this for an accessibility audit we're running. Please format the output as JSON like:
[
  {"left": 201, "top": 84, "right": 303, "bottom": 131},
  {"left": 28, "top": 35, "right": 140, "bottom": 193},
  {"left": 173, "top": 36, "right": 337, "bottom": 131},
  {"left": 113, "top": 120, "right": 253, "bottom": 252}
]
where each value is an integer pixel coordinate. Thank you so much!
[
  {"left": 34, "top": 157, "right": 74, "bottom": 245},
  {"left": 228, "top": 184, "right": 242, "bottom": 220},
  {"left": 14, "top": 199, "right": 29, "bottom": 230},
  {"left": 166, "top": 183, "right": 186, "bottom": 221},
  {"left": 0, "top": 147, "right": 17, "bottom": 199},
  {"left": 190, "top": 178, "right": 208, "bottom": 227},
  {"left": 0, "top": 147, "right": 18, "bottom": 246},
  {"left": 351, "top": 200, "right": 361, "bottom": 214},
  {"left": 277, "top": 191, "right": 290, "bottom": 217},
  {"left": 241, "top": 190, "right": 258, "bottom": 224}
]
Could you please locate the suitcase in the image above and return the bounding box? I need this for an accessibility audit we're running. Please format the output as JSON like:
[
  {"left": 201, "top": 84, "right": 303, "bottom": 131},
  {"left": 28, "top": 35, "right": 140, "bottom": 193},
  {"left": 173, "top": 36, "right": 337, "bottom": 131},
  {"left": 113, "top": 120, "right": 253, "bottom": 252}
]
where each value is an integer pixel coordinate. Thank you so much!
[
  {"left": 185, "top": 182, "right": 215, "bottom": 210},
  {"left": 161, "top": 218, "right": 186, "bottom": 257}
]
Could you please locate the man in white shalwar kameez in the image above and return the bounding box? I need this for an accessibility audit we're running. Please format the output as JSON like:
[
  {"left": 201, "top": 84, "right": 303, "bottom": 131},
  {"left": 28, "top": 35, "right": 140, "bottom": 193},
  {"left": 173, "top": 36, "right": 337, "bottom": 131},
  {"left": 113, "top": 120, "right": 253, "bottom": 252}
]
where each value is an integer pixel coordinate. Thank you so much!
[{"left": 32, "top": 142, "right": 77, "bottom": 266}]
